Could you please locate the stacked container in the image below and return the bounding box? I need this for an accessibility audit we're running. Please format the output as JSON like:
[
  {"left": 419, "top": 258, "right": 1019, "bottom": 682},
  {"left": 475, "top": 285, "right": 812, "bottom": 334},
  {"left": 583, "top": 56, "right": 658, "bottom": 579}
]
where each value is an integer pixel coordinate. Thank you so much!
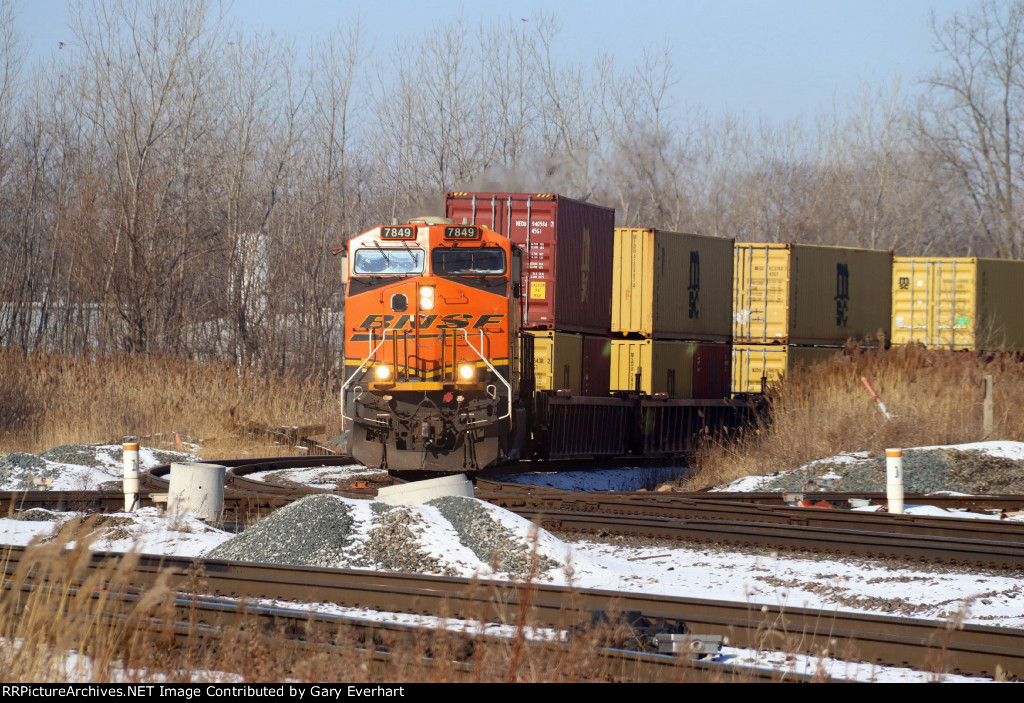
[
  {"left": 609, "top": 228, "right": 734, "bottom": 398},
  {"left": 610, "top": 338, "right": 731, "bottom": 397},
  {"left": 892, "top": 257, "right": 1024, "bottom": 351},
  {"left": 731, "top": 242, "right": 892, "bottom": 393},
  {"left": 731, "top": 345, "right": 842, "bottom": 394},
  {"left": 524, "top": 331, "right": 612, "bottom": 396},
  {"left": 446, "top": 192, "right": 615, "bottom": 395}
]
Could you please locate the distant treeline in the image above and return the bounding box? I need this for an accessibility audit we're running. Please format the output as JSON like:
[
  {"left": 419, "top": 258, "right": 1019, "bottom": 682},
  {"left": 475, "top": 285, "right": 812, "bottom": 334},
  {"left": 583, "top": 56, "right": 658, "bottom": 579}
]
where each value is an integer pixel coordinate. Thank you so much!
[{"left": 1, "top": 0, "right": 1021, "bottom": 374}]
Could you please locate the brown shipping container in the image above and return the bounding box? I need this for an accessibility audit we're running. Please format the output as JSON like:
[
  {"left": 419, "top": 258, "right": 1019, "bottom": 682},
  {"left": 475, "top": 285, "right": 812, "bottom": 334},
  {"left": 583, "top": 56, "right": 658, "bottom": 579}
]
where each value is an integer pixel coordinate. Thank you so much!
[
  {"left": 610, "top": 339, "right": 731, "bottom": 398},
  {"left": 892, "top": 257, "right": 1024, "bottom": 350},
  {"left": 692, "top": 342, "right": 731, "bottom": 399},
  {"left": 733, "top": 243, "right": 892, "bottom": 345},
  {"left": 582, "top": 335, "right": 612, "bottom": 396},
  {"left": 446, "top": 192, "right": 614, "bottom": 334},
  {"left": 731, "top": 344, "right": 842, "bottom": 394},
  {"left": 612, "top": 228, "right": 733, "bottom": 341}
]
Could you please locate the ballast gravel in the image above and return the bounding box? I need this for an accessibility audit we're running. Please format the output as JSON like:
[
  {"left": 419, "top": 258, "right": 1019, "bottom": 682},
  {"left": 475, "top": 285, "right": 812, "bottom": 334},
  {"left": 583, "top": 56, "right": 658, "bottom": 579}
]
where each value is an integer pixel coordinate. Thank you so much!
[
  {"left": 723, "top": 446, "right": 1024, "bottom": 494},
  {"left": 428, "top": 495, "right": 557, "bottom": 578},
  {"left": 207, "top": 494, "right": 360, "bottom": 568},
  {"left": 40, "top": 445, "right": 106, "bottom": 467},
  {"left": 206, "top": 493, "right": 564, "bottom": 579},
  {"left": 353, "top": 503, "right": 456, "bottom": 576},
  {"left": 0, "top": 444, "right": 197, "bottom": 491},
  {"left": 0, "top": 452, "right": 57, "bottom": 489}
]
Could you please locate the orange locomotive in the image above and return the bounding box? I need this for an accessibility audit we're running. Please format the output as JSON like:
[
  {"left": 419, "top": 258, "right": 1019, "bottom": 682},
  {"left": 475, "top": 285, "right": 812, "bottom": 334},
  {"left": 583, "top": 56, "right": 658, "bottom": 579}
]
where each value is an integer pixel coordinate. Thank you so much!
[{"left": 340, "top": 217, "right": 525, "bottom": 471}]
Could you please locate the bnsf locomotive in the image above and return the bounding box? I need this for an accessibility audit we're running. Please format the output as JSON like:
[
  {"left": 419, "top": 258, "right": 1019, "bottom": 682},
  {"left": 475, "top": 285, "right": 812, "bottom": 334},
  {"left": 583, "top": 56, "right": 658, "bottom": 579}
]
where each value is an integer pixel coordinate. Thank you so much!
[
  {"left": 340, "top": 200, "right": 751, "bottom": 474},
  {"left": 340, "top": 217, "right": 525, "bottom": 471}
]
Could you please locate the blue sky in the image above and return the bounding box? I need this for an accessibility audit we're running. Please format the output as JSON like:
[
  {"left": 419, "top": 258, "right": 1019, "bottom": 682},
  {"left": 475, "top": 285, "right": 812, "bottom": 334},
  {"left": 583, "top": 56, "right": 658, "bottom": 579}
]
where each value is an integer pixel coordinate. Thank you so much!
[{"left": 14, "top": 0, "right": 980, "bottom": 122}]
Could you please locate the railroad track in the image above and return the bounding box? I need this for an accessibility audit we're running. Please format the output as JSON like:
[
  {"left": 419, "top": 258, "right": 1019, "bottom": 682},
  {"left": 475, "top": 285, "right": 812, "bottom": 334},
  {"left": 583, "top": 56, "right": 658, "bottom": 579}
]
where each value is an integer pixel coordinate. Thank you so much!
[
  {"left": 6, "top": 456, "right": 1024, "bottom": 678},
  {"left": 2, "top": 547, "right": 817, "bottom": 683},
  {"left": 0, "top": 544, "right": 1018, "bottom": 679},
  {"left": 7, "top": 461, "right": 1024, "bottom": 570},
  {"left": 518, "top": 508, "right": 1024, "bottom": 569},
  {"left": 5, "top": 454, "right": 1024, "bottom": 512},
  {"left": 477, "top": 477, "right": 1024, "bottom": 511},
  {"left": 478, "top": 491, "right": 1024, "bottom": 543}
]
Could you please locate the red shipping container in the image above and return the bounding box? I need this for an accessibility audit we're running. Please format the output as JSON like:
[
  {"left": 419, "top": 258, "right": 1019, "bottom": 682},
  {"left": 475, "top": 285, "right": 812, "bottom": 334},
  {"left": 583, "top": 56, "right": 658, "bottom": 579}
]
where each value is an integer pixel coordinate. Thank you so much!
[
  {"left": 692, "top": 342, "right": 731, "bottom": 399},
  {"left": 446, "top": 192, "right": 614, "bottom": 334}
]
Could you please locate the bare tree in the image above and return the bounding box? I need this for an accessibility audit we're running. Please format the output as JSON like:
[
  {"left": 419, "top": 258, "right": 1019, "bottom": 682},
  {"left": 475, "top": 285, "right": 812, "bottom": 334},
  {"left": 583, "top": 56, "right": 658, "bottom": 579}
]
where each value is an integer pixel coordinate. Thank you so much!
[
  {"left": 596, "top": 44, "right": 697, "bottom": 229},
  {"left": 918, "top": 0, "right": 1024, "bottom": 258},
  {"left": 531, "top": 13, "right": 602, "bottom": 198},
  {"left": 66, "top": 0, "right": 228, "bottom": 353},
  {"left": 280, "top": 21, "right": 365, "bottom": 375}
]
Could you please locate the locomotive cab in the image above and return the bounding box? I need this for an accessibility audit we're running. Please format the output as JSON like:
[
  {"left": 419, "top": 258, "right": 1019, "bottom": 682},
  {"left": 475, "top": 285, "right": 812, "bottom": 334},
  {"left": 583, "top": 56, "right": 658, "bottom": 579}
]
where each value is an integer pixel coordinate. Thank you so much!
[{"left": 341, "top": 217, "right": 521, "bottom": 471}]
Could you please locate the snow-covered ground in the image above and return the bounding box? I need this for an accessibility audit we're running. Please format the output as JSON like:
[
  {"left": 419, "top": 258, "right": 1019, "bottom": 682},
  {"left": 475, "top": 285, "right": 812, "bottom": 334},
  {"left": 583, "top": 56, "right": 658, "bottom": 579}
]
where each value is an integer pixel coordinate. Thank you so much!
[
  {"left": 4, "top": 441, "right": 1023, "bottom": 682},
  {"left": 712, "top": 440, "right": 1024, "bottom": 495},
  {"left": 0, "top": 444, "right": 198, "bottom": 491}
]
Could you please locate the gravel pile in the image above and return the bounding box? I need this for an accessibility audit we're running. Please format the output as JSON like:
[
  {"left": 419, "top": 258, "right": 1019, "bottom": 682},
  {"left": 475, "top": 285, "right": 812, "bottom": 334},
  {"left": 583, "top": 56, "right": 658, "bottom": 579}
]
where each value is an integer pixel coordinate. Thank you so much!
[
  {"left": 13, "top": 508, "right": 61, "bottom": 522},
  {"left": 207, "top": 493, "right": 564, "bottom": 579},
  {"left": 747, "top": 447, "right": 1024, "bottom": 494},
  {"left": 353, "top": 503, "right": 456, "bottom": 576},
  {"left": 40, "top": 444, "right": 104, "bottom": 466},
  {"left": 207, "top": 494, "right": 360, "bottom": 567},
  {"left": 121, "top": 447, "right": 194, "bottom": 466},
  {"left": 0, "top": 452, "right": 62, "bottom": 489},
  {"left": 428, "top": 495, "right": 557, "bottom": 578},
  {"left": 0, "top": 445, "right": 199, "bottom": 492}
]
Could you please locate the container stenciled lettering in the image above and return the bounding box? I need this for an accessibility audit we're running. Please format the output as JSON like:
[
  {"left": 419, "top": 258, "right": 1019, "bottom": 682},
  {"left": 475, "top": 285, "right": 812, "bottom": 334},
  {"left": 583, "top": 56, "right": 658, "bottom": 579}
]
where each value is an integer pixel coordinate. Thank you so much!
[{"left": 447, "top": 192, "right": 614, "bottom": 333}]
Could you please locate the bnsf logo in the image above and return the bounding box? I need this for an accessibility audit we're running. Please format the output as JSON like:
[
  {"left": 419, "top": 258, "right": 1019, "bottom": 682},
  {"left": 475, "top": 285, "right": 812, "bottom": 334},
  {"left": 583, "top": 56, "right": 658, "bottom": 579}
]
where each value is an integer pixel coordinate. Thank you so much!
[{"left": 358, "top": 313, "right": 505, "bottom": 330}]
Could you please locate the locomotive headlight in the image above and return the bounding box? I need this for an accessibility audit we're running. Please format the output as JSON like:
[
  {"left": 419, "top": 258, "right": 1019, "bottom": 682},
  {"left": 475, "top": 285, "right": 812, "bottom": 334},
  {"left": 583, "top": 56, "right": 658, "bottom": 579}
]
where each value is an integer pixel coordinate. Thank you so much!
[
  {"left": 374, "top": 365, "right": 392, "bottom": 381},
  {"left": 419, "top": 285, "right": 435, "bottom": 310},
  {"left": 458, "top": 364, "right": 475, "bottom": 381}
]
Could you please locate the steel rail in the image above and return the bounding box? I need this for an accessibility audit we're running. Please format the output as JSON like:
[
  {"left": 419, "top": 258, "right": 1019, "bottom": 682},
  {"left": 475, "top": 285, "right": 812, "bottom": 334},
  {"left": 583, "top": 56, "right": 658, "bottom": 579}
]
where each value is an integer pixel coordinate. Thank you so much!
[
  {"left": 476, "top": 477, "right": 1024, "bottom": 511},
  {"left": 1, "top": 545, "right": 1018, "bottom": 679},
  {"left": 2, "top": 563, "right": 810, "bottom": 683},
  {"left": 513, "top": 508, "right": 1024, "bottom": 570},
  {"left": 477, "top": 491, "right": 1024, "bottom": 543}
]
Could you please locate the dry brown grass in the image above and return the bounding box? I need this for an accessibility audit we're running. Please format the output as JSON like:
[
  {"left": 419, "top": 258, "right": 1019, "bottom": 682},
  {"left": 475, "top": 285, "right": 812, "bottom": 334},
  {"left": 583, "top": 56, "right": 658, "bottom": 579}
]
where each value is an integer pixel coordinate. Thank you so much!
[
  {"left": 0, "top": 350, "right": 340, "bottom": 458},
  {"left": 687, "top": 344, "right": 1024, "bottom": 490},
  {"left": 0, "top": 534, "right": 731, "bottom": 683}
]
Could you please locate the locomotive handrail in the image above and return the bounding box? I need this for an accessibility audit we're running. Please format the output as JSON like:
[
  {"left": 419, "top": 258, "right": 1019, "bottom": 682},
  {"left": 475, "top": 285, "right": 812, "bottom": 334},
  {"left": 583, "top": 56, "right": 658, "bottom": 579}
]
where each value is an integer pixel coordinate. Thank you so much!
[
  {"left": 341, "top": 327, "right": 512, "bottom": 429},
  {"left": 339, "top": 330, "right": 392, "bottom": 430},
  {"left": 461, "top": 328, "right": 512, "bottom": 421}
]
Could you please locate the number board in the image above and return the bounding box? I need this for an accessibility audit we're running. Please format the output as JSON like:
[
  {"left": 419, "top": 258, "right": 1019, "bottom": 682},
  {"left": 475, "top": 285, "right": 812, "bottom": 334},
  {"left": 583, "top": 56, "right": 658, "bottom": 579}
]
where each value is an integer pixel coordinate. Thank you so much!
[
  {"left": 444, "top": 225, "right": 480, "bottom": 240},
  {"left": 380, "top": 226, "right": 415, "bottom": 239}
]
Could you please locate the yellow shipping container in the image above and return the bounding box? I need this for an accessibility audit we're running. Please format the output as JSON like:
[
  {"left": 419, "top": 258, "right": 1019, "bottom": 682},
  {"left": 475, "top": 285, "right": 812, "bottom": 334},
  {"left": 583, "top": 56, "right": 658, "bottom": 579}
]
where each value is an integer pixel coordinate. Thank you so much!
[
  {"left": 733, "top": 243, "right": 892, "bottom": 345},
  {"left": 525, "top": 331, "right": 582, "bottom": 394},
  {"left": 892, "top": 257, "right": 1024, "bottom": 350},
  {"left": 731, "top": 344, "right": 842, "bottom": 394},
  {"left": 611, "top": 339, "right": 690, "bottom": 395},
  {"left": 612, "top": 228, "right": 733, "bottom": 340}
]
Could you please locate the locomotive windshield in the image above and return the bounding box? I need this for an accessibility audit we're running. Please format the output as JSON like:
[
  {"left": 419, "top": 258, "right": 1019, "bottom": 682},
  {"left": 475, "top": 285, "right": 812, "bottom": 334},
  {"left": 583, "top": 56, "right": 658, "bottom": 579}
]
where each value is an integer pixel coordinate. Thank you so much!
[
  {"left": 431, "top": 247, "right": 506, "bottom": 275},
  {"left": 353, "top": 247, "right": 424, "bottom": 275}
]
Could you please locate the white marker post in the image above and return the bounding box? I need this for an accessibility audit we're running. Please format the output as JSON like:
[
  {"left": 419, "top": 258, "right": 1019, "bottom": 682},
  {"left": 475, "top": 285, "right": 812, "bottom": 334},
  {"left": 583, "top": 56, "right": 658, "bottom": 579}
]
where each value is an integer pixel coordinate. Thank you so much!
[
  {"left": 123, "top": 442, "right": 140, "bottom": 512},
  {"left": 886, "top": 448, "right": 904, "bottom": 515}
]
